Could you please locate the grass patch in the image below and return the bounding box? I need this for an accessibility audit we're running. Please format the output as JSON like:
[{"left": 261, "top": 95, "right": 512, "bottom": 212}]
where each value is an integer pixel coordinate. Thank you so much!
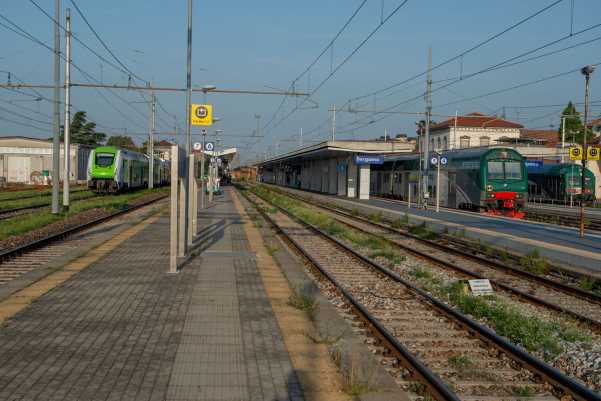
[
  {"left": 288, "top": 283, "right": 319, "bottom": 319},
  {"left": 370, "top": 211, "right": 383, "bottom": 223},
  {"left": 519, "top": 249, "right": 549, "bottom": 275},
  {"left": 579, "top": 276, "right": 601, "bottom": 295},
  {"left": 443, "top": 281, "right": 590, "bottom": 360},
  {"left": 0, "top": 188, "right": 166, "bottom": 241},
  {"left": 513, "top": 386, "right": 535, "bottom": 397},
  {"left": 448, "top": 354, "right": 473, "bottom": 368},
  {"left": 0, "top": 190, "right": 95, "bottom": 211}
]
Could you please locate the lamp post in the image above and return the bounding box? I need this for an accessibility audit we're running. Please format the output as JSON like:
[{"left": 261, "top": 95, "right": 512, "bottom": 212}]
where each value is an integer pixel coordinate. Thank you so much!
[{"left": 579, "top": 65, "right": 595, "bottom": 238}]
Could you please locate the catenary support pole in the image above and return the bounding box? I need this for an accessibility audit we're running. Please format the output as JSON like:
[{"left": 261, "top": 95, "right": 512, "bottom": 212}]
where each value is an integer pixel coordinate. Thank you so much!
[
  {"left": 52, "top": 0, "right": 61, "bottom": 214},
  {"left": 561, "top": 116, "right": 566, "bottom": 163},
  {"left": 436, "top": 156, "right": 440, "bottom": 213},
  {"left": 331, "top": 104, "right": 336, "bottom": 141},
  {"left": 62, "top": 8, "right": 71, "bottom": 211},
  {"left": 149, "top": 91, "right": 155, "bottom": 189},
  {"left": 580, "top": 65, "right": 595, "bottom": 238},
  {"left": 184, "top": 0, "right": 193, "bottom": 251},
  {"left": 423, "top": 47, "right": 432, "bottom": 207},
  {"left": 200, "top": 130, "right": 206, "bottom": 208},
  {"left": 169, "top": 144, "right": 179, "bottom": 273}
]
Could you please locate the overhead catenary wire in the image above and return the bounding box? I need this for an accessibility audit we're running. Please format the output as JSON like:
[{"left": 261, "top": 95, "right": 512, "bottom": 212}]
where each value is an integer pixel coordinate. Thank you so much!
[
  {"left": 265, "top": 0, "right": 412, "bottom": 135},
  {"left": 349, "top": 0, "right": 565, "bottom": 102},
  {"left": 261, "top": 0, "right": 369, "bottom": 133}
]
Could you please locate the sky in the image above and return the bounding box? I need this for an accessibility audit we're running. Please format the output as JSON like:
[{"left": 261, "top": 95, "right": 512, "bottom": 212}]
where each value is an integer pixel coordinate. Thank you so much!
[{"left": 2, "top": 0, "right": 601, "bottom": 164}]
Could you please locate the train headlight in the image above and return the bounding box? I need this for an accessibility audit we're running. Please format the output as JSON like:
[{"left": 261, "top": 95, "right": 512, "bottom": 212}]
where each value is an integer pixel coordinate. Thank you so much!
[
  {"left": 489, "top": 193, "right": 495, "bottom": 198},
  {"left": 486, "top": 184, "right": 493, "bottom": 192}
]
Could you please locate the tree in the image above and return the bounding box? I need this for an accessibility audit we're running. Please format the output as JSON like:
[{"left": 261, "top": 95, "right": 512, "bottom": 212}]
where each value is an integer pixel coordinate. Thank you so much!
[
  {"left": 106, "top": 135, "right": 137, "bottom": 150},
  {"left": 62, "top": 111, "right": 106, "bottom": 145},
  {"left": 559, "top": 102, "right": 595, "bottom": 144}
]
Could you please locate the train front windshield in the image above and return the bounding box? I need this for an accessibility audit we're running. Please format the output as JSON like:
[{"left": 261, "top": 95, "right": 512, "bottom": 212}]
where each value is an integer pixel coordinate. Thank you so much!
[
  {"left": 487, "top": 161, "right": 522, "bottom": 180},
  {"left": 95, "top": 153, "right": 114, "bottom": 167}
]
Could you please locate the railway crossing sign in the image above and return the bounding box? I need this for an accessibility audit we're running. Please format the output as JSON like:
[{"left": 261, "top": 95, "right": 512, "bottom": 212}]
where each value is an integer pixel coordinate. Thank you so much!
[
  {"left": 569, "top": 146, "right": 583, "bottom": 160},
  {"left": 204, "top": 142, "right": 215, "bottom": 152},
  {"left": 588, "top": 146, "right": 600, "bottom": 161},
  {"left": 191, "top": 104, "right": 213, "bottom": 126}
]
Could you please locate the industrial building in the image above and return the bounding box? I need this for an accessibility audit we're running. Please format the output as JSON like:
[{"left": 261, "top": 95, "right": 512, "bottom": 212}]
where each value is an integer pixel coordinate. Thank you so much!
[{"left": 0, "top": 136, "right": 92, "bottom": 185}]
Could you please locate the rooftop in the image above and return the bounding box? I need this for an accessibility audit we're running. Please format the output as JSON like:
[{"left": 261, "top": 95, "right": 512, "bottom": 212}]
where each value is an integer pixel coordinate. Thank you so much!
[{"left": 430, "top": 112, "right": 524, "bottom": 131}]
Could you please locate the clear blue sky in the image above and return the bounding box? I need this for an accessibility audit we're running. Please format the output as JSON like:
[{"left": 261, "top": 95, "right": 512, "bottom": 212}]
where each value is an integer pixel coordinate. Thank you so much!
[{"left": 2, "top": 0, "right": 601, "bottom": 163}]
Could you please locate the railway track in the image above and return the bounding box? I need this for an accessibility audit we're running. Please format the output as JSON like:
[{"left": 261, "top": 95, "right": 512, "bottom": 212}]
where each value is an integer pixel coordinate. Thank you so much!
[
  {"left": 0, "top": 188, "right": 88, "bottom": 203},
  {"left": 0, "top": 194, "right": 167, "bottom": 286},
  {"left": 525, "top": 208, "right": 601, "bottom": 231},
  {"left": 240, "top": 188, "right": 600, "bottom": 401},
  {"left": 269, "top": 187, "right": 601, "bottom": 331},
  {"left": 0, "top": 193, "right": 98, "bottom": 221}
]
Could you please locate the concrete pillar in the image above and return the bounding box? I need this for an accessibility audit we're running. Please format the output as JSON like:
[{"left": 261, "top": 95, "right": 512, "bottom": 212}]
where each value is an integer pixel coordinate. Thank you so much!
[
  {"left": 328, "top": 158, "right": 337, "bottom": 194},
  {"left": 322, "top": 159, "right": 328, "bottom": 193},
  {"left": 358, "top": 164, "right": 370, "bottom": 200},
  {"left": 337, "top": 159, "right": 346, "bottom": 196},
  {"left": 347, "top": 157, "right": 357, "bottom": 198}
]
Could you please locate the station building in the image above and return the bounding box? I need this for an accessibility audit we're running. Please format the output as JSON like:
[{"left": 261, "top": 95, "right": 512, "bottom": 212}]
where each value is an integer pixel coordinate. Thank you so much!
[
  {"left": 0, "top": 136, "right": 92, "bottom": 185},
  {"left": 257, "top": 139, "right": 414, "bottom": 199}
]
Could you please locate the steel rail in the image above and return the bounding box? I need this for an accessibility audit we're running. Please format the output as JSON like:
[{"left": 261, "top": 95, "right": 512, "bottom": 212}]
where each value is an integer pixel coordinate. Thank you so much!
[
  {"left": 238, "top": 188, "right": 460, "bottom": 401},
  {"left": 275, "top": 191, "right": 601, "bottom": 330},
  {"left": 0, "top": 194, "right": 98, "bottom": 220},
  {"left": 0, "top": 194, "right": 167, "bottom": 263},
  {"left": 0, "top": 188, "right": 89, "bottom": 203},
  {"left": 246, "top": 185, "right": 601, "bottom": 401},
  {"left": 275, "top": 186, "right": 601, "bottom": 305}
]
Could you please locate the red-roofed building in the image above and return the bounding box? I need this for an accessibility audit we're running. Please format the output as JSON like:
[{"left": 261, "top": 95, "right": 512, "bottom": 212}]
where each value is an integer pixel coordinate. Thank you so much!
[
  {"left": 421, "top": 112, "right": 523, "bottom": 151},
  {"left": 519, "top": 129, "right": 560, "bottom": 148}
]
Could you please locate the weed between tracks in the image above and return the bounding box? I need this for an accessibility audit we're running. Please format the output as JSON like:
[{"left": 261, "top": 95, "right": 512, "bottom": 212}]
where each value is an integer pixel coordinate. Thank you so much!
[
  {"left": 250, "top": 184, "right": 592, "bottom": 362},
  {"left": 0, "top": 188, "right": 168, "bottom": 241}
]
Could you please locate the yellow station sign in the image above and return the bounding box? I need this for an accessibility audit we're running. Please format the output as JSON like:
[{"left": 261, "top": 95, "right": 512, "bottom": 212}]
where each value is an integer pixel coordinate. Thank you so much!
[
  {"left": 569, "top": 146, "right": 583, "bottom": 161},
  {"left": 588, "top": 146, "right": 600, "bottom": 161},
  {"left": 191, "top": 104, "right": 213, "bottom": 126}
]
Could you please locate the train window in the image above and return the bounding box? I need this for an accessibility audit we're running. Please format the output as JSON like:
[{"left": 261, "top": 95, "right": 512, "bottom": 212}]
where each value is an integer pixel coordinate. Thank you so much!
[
  {"left": 487, "top": 161, "right": 504, "bottom": 179},
  {"left": 95, "top": 153, "right": 114, "bottom": 167},
  {"left": 504, "top": 162, "right": 522, "bottom": 180}
]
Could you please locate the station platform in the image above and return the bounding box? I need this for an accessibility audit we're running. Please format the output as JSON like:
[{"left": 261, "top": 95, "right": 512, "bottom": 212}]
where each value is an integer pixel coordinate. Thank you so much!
[
  {"left": 0, "top": 188, "right": 322, "bottom": 401},
  {"left": 267, "top": 185, "right": 601, "bottom": 274}
]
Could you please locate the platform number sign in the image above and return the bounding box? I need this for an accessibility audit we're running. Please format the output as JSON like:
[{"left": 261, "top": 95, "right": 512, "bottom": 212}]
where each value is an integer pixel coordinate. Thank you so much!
[
  {"left": 191, "top": 104, "right": 213, "bottom": 126},
  {"left": 569, "top": 146, "right": 583, "bottom": 161},
  {"left": 588, "top": 146, "right": 600, "bottom": 161}
]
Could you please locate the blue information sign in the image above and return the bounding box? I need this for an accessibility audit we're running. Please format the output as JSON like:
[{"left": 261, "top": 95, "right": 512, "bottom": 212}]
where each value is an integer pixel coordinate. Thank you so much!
[
  {"left": 355, "top": 155, "right": 384, "bottom": 165},
  {"left": 524, "top": 160, "right": 543, "bottom": 168}
]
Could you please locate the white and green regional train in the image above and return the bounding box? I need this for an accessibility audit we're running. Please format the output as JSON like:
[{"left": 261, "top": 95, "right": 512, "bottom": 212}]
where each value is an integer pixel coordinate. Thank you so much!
[{"left": 87, "top": 146, "right": 170, "bottom": 193}]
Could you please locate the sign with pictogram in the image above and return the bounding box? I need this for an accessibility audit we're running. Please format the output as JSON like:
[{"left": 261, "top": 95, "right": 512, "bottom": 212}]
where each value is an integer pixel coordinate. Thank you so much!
[
  {"left": 191, "top": 104, "right": 213, "bottom": 126},
  {"left": 588, "top": 146, "right": 600, "bottom": 161},
  {"left": 204, "top": 142, "right": 215, "bottom": 152},
  {"left": 569, "top": 146, "right": 583, "bottom": 161}
]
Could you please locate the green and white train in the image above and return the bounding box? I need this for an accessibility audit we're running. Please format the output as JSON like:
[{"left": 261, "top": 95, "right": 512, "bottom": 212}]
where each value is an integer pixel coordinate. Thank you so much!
[{"left": 87, "top": 146, "right": 170, "bottom": 193}]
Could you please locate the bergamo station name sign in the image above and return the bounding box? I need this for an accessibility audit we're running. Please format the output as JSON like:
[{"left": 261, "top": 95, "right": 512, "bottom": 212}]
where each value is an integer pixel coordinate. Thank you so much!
[{"left": 355, "top": 155, "right": 384, "bottom": 165}]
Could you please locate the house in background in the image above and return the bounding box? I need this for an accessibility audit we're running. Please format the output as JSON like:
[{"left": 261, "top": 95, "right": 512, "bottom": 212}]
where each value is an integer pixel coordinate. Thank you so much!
[{"left": 420, "top": 112, "right": 524, "bottom": 151}]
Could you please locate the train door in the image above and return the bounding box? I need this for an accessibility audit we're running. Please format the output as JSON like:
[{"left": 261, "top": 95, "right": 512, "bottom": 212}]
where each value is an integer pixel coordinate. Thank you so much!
[{"left": 447, "top": 172, "right": 457, "bottom": 208}]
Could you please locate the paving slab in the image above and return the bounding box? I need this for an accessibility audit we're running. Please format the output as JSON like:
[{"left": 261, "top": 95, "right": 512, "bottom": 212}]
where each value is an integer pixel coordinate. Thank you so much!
[{"left": 0, "top": 189, "right": 302, "bottom": 401}]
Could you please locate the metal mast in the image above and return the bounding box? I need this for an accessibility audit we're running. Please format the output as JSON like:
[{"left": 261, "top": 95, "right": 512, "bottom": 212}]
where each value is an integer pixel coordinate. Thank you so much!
[
  {"left": 62, "top": 8, "right": 71, "bottom": 211},
  {"left": 423, "top": 47, "right": 433, "bottom": 206},
  {"left": 52, "top": 0, "right": 61, "bottom": 214}
]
